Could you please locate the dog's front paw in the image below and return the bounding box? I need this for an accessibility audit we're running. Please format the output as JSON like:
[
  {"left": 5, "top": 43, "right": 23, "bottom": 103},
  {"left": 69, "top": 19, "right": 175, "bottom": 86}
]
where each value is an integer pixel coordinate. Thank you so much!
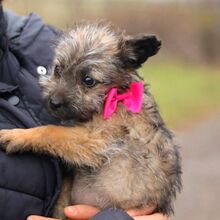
[{"left": 0, "top": 129, "right": 28, "bottom": 153}]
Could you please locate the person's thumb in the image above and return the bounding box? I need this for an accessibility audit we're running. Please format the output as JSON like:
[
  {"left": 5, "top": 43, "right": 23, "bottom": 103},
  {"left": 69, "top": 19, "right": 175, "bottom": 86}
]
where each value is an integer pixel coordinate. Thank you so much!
[
  {"left": 127, "top": 206, "right": 156, "bottom": 217},
  {"left": 64, "top": 204, "right": 100, "bottom": 219}
]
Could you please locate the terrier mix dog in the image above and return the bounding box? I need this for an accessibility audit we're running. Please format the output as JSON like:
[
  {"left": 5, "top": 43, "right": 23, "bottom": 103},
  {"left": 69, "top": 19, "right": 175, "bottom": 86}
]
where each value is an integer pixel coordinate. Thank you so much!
[{"left": 0, "top": 22, "right": 181, "bottom": 218}]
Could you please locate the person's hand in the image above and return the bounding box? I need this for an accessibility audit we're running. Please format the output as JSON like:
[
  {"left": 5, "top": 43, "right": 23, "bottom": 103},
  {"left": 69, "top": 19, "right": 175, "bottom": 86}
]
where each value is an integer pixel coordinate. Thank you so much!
[{"left": 27, "top": 204, "right": 169, "bottom": 220}]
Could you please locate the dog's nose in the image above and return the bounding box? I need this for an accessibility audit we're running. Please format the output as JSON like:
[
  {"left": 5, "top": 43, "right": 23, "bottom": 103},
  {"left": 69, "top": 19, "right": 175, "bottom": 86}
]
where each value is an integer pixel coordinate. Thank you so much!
[{"left": 49, "top": 97, "right": 64, "bottom": 110}]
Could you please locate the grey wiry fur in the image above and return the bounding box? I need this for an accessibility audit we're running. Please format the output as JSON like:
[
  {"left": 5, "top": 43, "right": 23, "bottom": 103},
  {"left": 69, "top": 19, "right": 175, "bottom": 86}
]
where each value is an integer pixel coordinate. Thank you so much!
[
  {"left": 1, "top": 22, "right": 182, "bottom": 217},
  {"left": 47, "top": 22, "right": 182, "bottom": 215}
]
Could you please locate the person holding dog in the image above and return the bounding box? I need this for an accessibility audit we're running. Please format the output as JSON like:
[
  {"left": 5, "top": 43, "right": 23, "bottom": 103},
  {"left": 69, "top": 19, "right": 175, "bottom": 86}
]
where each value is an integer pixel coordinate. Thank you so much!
[{"left": 0, "top": 1, "right": 169, "bottom": 220}]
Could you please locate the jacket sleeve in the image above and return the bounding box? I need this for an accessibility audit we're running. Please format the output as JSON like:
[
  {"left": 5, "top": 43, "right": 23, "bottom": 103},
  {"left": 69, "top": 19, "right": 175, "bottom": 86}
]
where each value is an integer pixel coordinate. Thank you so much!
[
  {"left": 91, "top": 208, "right": 134, "bottom": 220},
  {"left": 0, "top": 5, "right": 7, "bottom": 54},
  {"left": 4, "top": 10, "right": 61, "bottom": 78}
]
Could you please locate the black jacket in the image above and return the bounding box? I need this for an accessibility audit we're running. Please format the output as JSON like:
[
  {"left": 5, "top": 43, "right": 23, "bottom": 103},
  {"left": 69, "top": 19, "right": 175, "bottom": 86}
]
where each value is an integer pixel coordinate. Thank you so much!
[
  {"left": 0, "top": 6, "right": 133, "bottom": 220},
  {"left": 0, "top": 7, "right": 62, "bottom": 220}
]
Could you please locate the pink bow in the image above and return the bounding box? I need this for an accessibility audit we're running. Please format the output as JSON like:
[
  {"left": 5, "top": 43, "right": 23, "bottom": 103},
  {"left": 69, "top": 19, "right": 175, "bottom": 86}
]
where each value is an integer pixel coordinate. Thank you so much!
[{"left": 103, "top": 82, "right": 144, "bottom": 119}]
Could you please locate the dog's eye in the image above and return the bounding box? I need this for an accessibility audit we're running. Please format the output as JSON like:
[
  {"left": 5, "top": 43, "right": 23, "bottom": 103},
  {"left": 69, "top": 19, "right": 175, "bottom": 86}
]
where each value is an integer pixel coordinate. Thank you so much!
[
  {"left": 83, "top": 75, "right": 96, "bottom": 87},
  {"left": 54, "top": 65, "right": 63, "bottom": 77}
]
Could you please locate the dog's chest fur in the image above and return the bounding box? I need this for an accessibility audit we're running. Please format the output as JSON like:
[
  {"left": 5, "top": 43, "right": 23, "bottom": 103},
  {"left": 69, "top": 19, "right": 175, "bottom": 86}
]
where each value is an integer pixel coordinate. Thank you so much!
[
  {"left": 66, "top": 97, "right": 181, "bottom": 213},
  {"left": 71, "top": 169, "right": 112, "bottom": 208}
]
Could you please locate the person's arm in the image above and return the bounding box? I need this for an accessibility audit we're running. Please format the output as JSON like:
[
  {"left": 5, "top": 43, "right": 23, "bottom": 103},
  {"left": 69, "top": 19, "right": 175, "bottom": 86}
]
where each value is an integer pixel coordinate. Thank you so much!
[
  {"left": 0, "top": 3, "right": 7, "bottom": 55},
  {"left": 27, "top": 205, "right": 169, "bottom": 220}
]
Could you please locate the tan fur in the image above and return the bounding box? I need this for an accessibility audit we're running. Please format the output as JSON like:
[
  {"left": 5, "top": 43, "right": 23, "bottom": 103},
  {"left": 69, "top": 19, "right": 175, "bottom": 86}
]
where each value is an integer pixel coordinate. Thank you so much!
[
  {"left": 53, "top": 176, "right": 73, "bottom": 219},
  {"left": 0, "top": 22, "right": 181, "bottom": 217}
]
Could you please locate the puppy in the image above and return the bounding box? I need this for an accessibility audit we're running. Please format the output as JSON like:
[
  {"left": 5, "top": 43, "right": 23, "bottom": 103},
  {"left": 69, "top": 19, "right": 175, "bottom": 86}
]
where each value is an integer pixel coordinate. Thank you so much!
[{"left": 0, "top": 22, "right": 182, "bottom": 218}]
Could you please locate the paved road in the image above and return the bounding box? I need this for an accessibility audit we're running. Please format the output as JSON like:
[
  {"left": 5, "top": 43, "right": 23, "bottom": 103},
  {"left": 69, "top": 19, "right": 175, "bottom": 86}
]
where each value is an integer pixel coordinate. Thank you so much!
[{"left": 173, "top": 112, "right": 220, "bottom": 220}]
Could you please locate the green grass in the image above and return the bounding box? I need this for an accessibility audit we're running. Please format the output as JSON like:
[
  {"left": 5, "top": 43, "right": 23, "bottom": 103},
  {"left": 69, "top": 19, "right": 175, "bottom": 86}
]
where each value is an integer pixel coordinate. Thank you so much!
[{"left": 139, "top": 62, "right": 220, "bottom": 128}]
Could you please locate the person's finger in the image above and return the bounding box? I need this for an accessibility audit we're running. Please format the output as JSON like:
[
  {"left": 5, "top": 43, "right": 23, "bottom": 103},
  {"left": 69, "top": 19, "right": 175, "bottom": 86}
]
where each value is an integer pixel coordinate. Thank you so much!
[
  {"left": 127, "top": 206, "right": 156, "bottom": 217},
  {"left": 64, "top": 204, "right": 100, "bottom": 219},
  {"left": 27, "top": 216, "right": 58, "bottom": 220},
  {"left": 133, "top": 213, "right": 170, "bottom": 220}
]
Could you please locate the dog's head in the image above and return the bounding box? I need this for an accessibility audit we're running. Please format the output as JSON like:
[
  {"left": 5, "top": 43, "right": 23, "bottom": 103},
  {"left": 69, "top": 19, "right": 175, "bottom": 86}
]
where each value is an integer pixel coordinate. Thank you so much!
[{"left": 41, "top": 22, "right": 161, "bottom": 122}]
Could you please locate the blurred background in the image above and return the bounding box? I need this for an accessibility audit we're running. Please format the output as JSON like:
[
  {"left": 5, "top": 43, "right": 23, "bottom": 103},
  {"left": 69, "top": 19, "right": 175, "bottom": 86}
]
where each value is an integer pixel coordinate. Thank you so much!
[{"left": 3, "top": 0, "right": 220, "bottom": 220}]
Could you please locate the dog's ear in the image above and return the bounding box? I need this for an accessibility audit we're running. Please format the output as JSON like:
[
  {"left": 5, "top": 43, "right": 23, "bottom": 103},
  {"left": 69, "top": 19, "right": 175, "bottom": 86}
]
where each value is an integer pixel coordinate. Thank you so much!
[{"left": 120, "top": 35, "right": 161, "bottom": 69}]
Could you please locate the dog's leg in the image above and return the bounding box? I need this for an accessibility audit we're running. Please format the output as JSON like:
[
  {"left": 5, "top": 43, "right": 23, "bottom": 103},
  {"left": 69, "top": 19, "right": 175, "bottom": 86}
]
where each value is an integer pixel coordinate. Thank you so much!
[
  {"left": 52, "top": 175, "right": 73, "bottom": 219},
  {"left": 0, "top": 125, "right": 107, "bottom": 167}
]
